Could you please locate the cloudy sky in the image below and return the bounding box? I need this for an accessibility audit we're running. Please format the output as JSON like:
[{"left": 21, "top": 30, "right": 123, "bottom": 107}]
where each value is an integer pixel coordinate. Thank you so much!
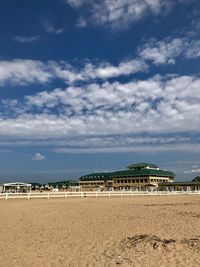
[{"left": 0, "top": 0, "right": 199, "bottom": 182}]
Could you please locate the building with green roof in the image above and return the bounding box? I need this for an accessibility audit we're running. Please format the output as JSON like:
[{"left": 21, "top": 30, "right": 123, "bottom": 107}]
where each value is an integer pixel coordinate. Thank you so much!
[
  {"left": 79, "top": 163, "right": 175, "bottom": 191},
  {"left": 157, "top": 181, "right": 200, "bottom": 191},
  {"left": 192, "top": 176, "right": 200, "bottom": 182},
  {"left": 127, "top": 163, "right": 159, "bottom": 170},
  {"left": 79, "top": 172, "right": 113, "bottom": 191},
  {"left": 112, "top": 162, "right": 174, "bottom": 190}
]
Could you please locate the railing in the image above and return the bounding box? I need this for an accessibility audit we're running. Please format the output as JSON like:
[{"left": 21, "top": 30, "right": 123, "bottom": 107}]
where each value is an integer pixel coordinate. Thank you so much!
[{"left": 0, "top": 190, "right": 200, "bottom": 200}]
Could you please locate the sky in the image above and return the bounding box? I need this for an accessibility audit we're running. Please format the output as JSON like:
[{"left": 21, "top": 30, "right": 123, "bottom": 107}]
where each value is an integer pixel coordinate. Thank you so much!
[{"left": 0, "top": 0, "right": 200, "bottom": 183}]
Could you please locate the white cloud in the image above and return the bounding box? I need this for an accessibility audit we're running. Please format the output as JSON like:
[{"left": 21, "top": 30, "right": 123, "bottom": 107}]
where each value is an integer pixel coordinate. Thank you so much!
[
  {"left": 139, "top": 37, "right": 200, "bottom": 64},
  {"left": 0, "top": 74, "right": 199, "bottom": 140},
  {"left": 66, "top": 0, "right": 84, "bottom": 8},
  {"left": 0, "top": 73, "right": 199, "bottom": 153},
  {"left": 91, "top": 0, "right": 171, "bottom": 29},
  {"left": 185, "top": 39, "right": 200, "bottom": 59},
  {"left": 42, "top": 20, "right": 64, "bottom": 34},
  {"left": 53, "top": 144, "right": 200, "bottom": 154},
  {"left": 139, "top": 38, "right": 183, "bottom": 64},
  {"left": 0, "top": 60, "right": 52, "bottom": 86},
  {"left": 49, "top": 61, "right": 83, "bottom": 83},
  {"left": 32, "top": 153, "right": 45, "bottom": 161},
  {"left": 0, "top": 59, "right": 147, "bottom": 86},
  {"left": 66, "top": 0, "right": 187, "bottom": 30},
  {"left": 1, "top": 30, "right": 200, "bottom": 87},
  {"left": 47, "top": 59, "right": 147, "bottom": 83},
  {"left": 82, "top": 60, "right": 147, "bottom": 79},
  {"left": 0, "top": 135, "right": 190, "bottom": 149},
  {"left": 13, "top": 35, "right": 40, "bottom": 43},
  {"left": 183, "top": 168, "right": 200, "bottom": 174}
]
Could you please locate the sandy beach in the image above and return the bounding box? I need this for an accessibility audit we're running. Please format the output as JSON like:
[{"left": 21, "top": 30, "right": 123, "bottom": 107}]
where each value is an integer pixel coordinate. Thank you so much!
[{"left": 0, "top": 195, "right": 200, "bottom": 267}]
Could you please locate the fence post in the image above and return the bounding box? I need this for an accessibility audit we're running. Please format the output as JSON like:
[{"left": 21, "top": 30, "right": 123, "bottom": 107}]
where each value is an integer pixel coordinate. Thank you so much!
[
  {"left": 47, "top": 193, "right": 49, "bottom": 199},
  {"left": 5, "top": 193, "right": 8, "bottom": 200},
  {"left": 65, "top": 192, "right": 67, "bottom": 198},
  {"left": 109, "top": 191, "right": 111, "bottom": 198},
  {"left": 28, "top": 193, "right": 30, "bottom": 200},
  {"left": 96, "top": 192, "right": 98, "bottom": 198},
  {"left": 121, "top": 191, "right": 122, "bottom": 197}
]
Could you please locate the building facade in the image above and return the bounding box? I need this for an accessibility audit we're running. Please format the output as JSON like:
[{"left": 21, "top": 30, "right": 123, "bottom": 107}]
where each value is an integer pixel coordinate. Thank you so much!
[
  {"left": 79, "top": 172, "right": 113, "bottom": 191},
  {"left": 1, "top": 182, "right": 32, "bottom": 193},
  {"left": 79, "top": 163, "right": 175, "bottom": 191},
  {"left": 112, "top": 163, "right": 174, "bottom": 190}
]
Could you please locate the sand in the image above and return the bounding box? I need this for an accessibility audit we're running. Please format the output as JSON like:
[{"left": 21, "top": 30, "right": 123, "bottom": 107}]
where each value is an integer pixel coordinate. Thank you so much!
[{"left": 0, "top": 196, "right": 200, "bottom": 267}]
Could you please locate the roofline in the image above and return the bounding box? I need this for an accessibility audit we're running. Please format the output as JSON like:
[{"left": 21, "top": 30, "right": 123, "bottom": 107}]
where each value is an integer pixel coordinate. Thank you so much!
[
  {"left": 79, "top": 163, "right": 175, "bottom": 180},
  {"left": 2, "top": 182, "right": 32, "bottom": 186},
  {"left": 127, "top": 162, "right": 159, "bottom": 169},
  {"left": 158, "top": 181, "right": 200, "bottom": 186},
  {"left": 111, "top": 170, "right": 175, "bottom": 177}
]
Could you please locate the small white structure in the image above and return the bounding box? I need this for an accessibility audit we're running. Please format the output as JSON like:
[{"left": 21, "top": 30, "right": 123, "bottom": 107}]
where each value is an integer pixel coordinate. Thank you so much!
[
  {"left": 68, "top": 185, "right": 81, "bottom": 192},
  {"left": 2, "top": 182, "right": 32, "bottom": 193},
  {"left": 52, "top": 188, "right": 59, "bottom": 192}
]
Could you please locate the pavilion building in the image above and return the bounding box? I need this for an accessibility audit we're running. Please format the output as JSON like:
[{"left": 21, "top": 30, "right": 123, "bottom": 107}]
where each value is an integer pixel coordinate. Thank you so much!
[
  {"left": 79, "top": 163, "right": 175, "bottom": 191},
  {"left": 79, "top": 172, "right": 113, "bottom": 191},
  {"left": 1, "top": 182, "right": 32, "bottom": 193},
  {"left": 112, "top": 163, "right": 174, "bottom": 190}
]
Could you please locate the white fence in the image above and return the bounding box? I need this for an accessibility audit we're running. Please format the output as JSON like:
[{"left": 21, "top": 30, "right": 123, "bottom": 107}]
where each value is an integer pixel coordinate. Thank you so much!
[{"left": 0, "top": 190, "right": 200, "bottom": 200}]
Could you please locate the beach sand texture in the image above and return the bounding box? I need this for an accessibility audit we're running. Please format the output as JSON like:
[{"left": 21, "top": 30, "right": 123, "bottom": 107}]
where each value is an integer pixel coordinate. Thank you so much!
[{"left": 0, "top": 196, "right": 200, "bottom": 267}]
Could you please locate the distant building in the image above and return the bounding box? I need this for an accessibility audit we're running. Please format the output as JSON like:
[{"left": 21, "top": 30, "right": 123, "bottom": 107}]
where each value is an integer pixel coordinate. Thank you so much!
[
  {"left": 79, "top": 172, "right": 113, "bottom": 191},
  {"left": 79, "top": 163, "right": 175, "bottom": 191},
  {"left": 192, "top": 176, "right": 200, "bottom": 182},
  {"left": 112, "top": 163, "right": 174, "bottom": 190},
  {"left": 1, "top": 182, "right": 32, "bottom": 193},
  {"left": 158, "top": 181, "right": 200, "bottom": 191}
]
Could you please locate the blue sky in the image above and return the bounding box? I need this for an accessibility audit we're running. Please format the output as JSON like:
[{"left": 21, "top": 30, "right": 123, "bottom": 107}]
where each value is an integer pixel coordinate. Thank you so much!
[{"left": 0, "top": 0, "right": 200, "bottom": 183}]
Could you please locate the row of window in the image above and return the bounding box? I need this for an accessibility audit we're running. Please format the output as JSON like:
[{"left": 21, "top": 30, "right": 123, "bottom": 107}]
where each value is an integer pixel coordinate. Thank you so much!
[
  {"left": 114, "top": 179, "right": 167, "bottom": 184},
  {"left": 81, "top": 182, "right": 104, "bottom": 186},
  {"left": 83, "top": 175, "right": 105, "bottom": 179},
  {"left": 80, "top": 178, "right": 169, "bottom": 186},
  {"left": 114, "top": 179, "right": 148, "bottom": 183},
  {"left": 113, "top": 175, "right": 171, "bottom": 178}
]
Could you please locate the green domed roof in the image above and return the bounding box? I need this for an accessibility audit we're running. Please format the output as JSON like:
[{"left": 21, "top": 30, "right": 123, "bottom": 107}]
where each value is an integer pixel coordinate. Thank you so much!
[
  {"left": 79, "top": 163, "right": 175, "bottom": 181},
  {"left": 192, "top": 176, "right": 200, "bottom": 182},
  {"left": 80, "top": 172, "right": 112, "bottom": 181}
]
